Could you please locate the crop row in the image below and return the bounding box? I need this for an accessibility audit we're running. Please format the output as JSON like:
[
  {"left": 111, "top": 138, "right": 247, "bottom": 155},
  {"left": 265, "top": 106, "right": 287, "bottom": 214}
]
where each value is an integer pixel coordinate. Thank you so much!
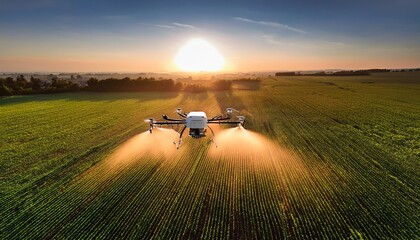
[{"left": 1, "top": 77, "right": 419, "bottom": 239}]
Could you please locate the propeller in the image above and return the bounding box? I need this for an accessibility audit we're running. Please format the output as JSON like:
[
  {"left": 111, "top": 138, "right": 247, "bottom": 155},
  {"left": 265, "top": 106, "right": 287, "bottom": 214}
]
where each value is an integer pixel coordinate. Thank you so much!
[
  {"left": 237, "top": 116, "right": 246, "bottom": 126},
  {"left": 144, "top": 118, "right": 156, "bottom": 133},
  {"left": 175, "top": 107, "right": 187, "bottom": 118},
  {"left": 226, "top": 108, "right": 239, "bottom": 116},
  {"left": 144, "top": 118, "right": 156, "bottom": 123}
]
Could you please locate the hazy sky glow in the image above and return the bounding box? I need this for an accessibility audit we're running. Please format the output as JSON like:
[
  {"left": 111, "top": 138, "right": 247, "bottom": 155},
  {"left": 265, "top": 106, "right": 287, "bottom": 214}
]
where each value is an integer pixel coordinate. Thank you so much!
[{"left": 0, "top": 0, "right": 419, "bottom": 72}]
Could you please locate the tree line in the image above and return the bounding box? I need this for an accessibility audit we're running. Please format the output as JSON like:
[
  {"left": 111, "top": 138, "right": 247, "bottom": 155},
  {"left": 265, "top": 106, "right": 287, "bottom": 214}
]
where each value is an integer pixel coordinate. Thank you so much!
[
  {"left": 0, "top": 76, "right": 236, "bottom": 96},
  {"left": 0, "top": 75, "right": 79, "bottom": 96},
  {"left": 275, "top": 68, "right": 420, "bottom": 77},
  {"left": 275, "top": 70, "right": 371, "bottom": 76},
  {"left": 86, "top": 77, "right": 183, "bottom": 92},
  {"left": 87, "top": 77, "right": 235, "bottom": 93}
]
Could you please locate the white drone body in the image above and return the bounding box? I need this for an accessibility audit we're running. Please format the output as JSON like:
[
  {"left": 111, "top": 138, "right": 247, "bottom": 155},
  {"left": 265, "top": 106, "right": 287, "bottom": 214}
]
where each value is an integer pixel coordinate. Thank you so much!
[
  {"left": 146, "top": 108, "right": 245, "bottom": 148},
  {"left": 186, "top": 112, "right": 207, "bottom": 138}
]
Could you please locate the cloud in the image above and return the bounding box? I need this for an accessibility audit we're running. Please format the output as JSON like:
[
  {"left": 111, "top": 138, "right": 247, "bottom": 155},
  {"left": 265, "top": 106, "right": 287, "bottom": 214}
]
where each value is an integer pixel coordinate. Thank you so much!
[
  {"left": 155, "top": 24, "right": 175, "bottom": 29},
  {"left": 261, "top": 34, "right": 347, "bottom": 50},
  {"left": 139, "top": 23, "right": 174, "bottom": 29},
  {"left": 139, "top": 22, "right": 197, "bottom": 30},
  {"left": 326, "top": 41, "right": 345, "bottom": 46},
  {"left": 234, "top": 17, "right": 306, "bottom": 34},
  {"left": 172, "top": 22, "right": 197, "bottom": 29},
  {"left": 261, "top": 35, "right": 284, "bottom": 46}
]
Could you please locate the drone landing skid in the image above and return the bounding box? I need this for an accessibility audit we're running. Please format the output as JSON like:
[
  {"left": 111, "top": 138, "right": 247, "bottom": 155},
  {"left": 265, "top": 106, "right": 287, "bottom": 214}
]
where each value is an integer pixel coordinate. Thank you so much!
[{"left": 173, "top": 125, "right": 187, "bottom": 149}]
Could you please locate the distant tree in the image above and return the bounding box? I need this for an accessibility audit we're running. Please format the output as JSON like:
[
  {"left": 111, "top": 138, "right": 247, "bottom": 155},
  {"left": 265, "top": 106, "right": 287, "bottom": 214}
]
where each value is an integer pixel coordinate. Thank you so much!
[
  {"left": 0, "top": 84, "right": 12, "bottom": 96},
  {"left": 5, "top": 77, "right": 15, "bottom": 90},
  {"left": 184, "top": 84, "right": 207, "bottom": 93},
  {"left": 30, "top": 76, "right": 42, "bottom": 91},
  {"left": 87, "top": 78, "right": 99, "bottom": 88},
  {"left": 231, "top": 78, "right": 262, "bottom": 90},
  {"left": 68, "top": 82, "right": 80, "bottom": 91},
  {"left": 275, "top": 72, "right": 297, "bottom": 76},
  {"left": 16, "top": 74, "right": 26, "bottom": 82},
  {"left": 211, "top": 80, "right": 232, "bottom": 90},
  {"left": 364, "top": 69, "right": 390, "bottom": 73},
  {"left": 0, "top": 75, "right": 189, "bottom": 95},
  {"left": 174, "top": 82, "right": 183, "bottom": 91},
  {"left": 47, "top": 77, "right": 79, "bottom": 92},
  {"left": 16, "top": 75, "right": 28, "bottom": 89},
  {"left": 51, "top": 77, "right": 58, "bottom": 87}
]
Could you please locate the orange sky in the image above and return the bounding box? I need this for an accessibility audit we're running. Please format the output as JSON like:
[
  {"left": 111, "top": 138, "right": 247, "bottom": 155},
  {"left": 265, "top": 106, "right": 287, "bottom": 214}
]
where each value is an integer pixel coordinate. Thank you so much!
[
  {"left": 1, "top": 1, "right": 419, "bottom": 72},
  {"left": 1, "top": 40, "right": 419, "bottom": 73}
]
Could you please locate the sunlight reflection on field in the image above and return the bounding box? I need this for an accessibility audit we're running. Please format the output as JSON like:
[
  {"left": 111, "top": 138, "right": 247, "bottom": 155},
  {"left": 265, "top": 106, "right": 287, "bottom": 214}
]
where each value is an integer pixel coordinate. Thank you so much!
[
  {"left": 104, "top": 128, "right": 178, "bottom": 170},
  {"left": 209, "top": 126, "right": 304, "bottom": 170}
]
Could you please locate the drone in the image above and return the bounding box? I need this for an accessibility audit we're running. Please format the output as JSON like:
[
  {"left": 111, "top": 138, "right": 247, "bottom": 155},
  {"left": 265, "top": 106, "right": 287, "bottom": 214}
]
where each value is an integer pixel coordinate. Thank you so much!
[{"left": 145, "top": 108, "right": 245, "bottom": 148}]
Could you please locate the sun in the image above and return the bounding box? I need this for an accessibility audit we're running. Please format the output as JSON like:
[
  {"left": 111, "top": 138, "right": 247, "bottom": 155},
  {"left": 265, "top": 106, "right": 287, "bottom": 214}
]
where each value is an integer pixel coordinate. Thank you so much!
[{"left": 175, "top": 38, "right": 225, "bottom": 72}]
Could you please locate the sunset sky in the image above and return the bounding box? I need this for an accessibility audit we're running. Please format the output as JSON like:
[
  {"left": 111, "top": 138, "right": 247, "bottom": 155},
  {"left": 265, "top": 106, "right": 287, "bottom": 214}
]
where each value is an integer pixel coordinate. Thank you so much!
[{"left": 0, "top": 0, "right": 419, "bottom": 72}]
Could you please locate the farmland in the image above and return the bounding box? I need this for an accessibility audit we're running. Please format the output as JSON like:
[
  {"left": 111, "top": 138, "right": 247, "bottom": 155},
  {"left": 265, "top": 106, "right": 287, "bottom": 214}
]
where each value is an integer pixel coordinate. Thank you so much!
[{"left": 1, "top": 72, "right": 419, "bottom": 239}]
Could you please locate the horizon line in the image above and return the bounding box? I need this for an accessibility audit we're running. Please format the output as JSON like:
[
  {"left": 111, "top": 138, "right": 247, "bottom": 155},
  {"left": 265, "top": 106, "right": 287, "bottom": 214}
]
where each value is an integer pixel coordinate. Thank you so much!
[{"left": 1, "top": 67, "right": 419, "bottom": 75}]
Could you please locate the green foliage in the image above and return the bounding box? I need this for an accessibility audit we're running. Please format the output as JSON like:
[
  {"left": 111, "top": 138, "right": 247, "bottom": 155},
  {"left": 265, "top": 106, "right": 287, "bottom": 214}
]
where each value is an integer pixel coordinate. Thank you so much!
[
  {"left": 0, "top": 84, "right": 12, "bottom": 96},
  {"left": 30, "top": 76, "right": 42, "bottom": 91},
  {"left": 182, "top": 80, "right": 233, "bottom": 92},
  {"left": 0, "top": 75, "right": 78, "bottom": 95},
  {"left": 183, "top": 83, "right": 207, "bottom": 92},
  {"left": 211, "top": 80, "right": 232, "bottom": 90},
  {"left": 90, "top": 77, "right": 180, "bottom": 92},
  {"left": 87, "top": 78, "right": 99, "bottom": 89}
]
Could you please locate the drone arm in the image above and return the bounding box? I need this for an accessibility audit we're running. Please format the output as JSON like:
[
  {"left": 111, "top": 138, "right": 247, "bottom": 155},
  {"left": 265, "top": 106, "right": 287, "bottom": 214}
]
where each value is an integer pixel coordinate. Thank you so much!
[
  {"left": 210, "top": 108, "right": 239, "bottom": 120},
  {"left": 207, "top": 121, "right": 242, "bottom": 125},
  {"left": 208, "top": 115, "right": 245, "bottom": 126},
  {"left": 177, "top": 113, "right": 187, "bottom": 118},
  {"left": 208, "top": 114, "right": 224, "bottom": 121},
  {"left": 208, "top": 116, "right": 231, "bottom": 121},
  {"left": 214, "top": 117, "right": 231, "bottom": 121},
  {"left": 154, "top": 121, "right": 186, "bottom": 125},
  {"left": 162, "top": 115, "right": 185, "bottom": 121}
]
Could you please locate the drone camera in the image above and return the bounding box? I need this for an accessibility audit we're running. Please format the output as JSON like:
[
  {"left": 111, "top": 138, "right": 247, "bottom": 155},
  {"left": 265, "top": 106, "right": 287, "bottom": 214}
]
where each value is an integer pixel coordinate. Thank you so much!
[{"left": 189, "top": 128, "right": 206, "bottom": 138}]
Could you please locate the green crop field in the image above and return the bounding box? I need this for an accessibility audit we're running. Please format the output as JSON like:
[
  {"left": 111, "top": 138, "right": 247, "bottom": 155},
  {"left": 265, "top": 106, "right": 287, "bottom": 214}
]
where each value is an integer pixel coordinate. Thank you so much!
[{"left": 1, "top": 72, "right": 419, "bottom": 239}]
